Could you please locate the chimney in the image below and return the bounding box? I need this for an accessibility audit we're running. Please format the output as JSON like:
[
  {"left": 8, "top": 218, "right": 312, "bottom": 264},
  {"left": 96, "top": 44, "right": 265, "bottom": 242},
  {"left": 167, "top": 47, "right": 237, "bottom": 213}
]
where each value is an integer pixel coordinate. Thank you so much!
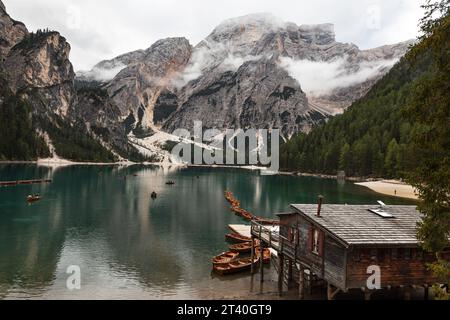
[{"left": 317, "top": 195, "right": 324, "bottom": 217}]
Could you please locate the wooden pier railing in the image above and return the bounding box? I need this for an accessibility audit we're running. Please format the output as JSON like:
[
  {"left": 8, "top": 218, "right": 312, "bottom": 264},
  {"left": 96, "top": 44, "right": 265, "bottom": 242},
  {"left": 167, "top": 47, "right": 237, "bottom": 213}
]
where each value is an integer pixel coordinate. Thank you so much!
[{"left": 251, "top": 220, "right": 296, "bottom": 260}]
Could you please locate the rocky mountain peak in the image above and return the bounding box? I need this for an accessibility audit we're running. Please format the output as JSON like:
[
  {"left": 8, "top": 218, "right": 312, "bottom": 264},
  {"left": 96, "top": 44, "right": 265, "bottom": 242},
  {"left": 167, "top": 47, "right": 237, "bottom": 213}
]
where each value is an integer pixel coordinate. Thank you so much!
[
  {"left": 5, "top": 31, "right": 74, "bottom": 91},
  {"left": 3, "top": 30, "right": 75, "bottom": 117},
  {"left": 76, "top": 50, "right": 146, "bottom": 82},
  {"left": 298, "top": 23, "right": 335, "bottom": 45},
  {"left": 103, "top": 37, "right": 192, "bottom": 130},
  {"left": 207, "top": 13, "right": 286, "bottom": 41},
  {"left": 0, "top": 0, "right": 28, "bottom": 60},
  {"left": 72, "top": 13, "right": 414, "bottom": 158},
  {"left": 139, "top": 37, "right": 192, "bottom": 78},
  {"left": 77, "top": 37, "right": 192, "bottom": 84}
]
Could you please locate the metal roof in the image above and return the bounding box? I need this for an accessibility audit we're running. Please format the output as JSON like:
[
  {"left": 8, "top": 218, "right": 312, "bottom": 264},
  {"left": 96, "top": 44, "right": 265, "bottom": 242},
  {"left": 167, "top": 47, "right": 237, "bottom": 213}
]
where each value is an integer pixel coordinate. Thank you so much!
[{"left": 290, "top": 204, "right": 421, "bottom": 247}]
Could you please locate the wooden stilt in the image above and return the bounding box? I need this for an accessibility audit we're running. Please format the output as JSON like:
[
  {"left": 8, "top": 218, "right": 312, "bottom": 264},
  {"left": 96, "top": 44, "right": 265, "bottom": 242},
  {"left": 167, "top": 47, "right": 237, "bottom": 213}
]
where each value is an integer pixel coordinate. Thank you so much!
[
  {"left": 250, "top": 237, "right": 255, "bottom": 274},
  {"left": 299, "top": 265, "right": 305, "bottom": 299},
  {"left": 278, "top": 253, "right": 284, "bottom": 295},
  {"left": 404, "top": 287, "right": 412, "bottom": 301},
  {"left": 288, "top": 260, "right": 293, "bottom": 284},
  {"left": 260, "top": 243, "right": 265, "bottom": 284},
  {"left": 361, "top": 287, "right": 372, "bottom": 301},
  {"left": 307, "top": 269, "right": 313, "bottom": 294},
  {"left": 327, "top": 283, "right": 341, "bottom": 300},
  {"left": 424, "top": 284, "right": 429, "bottom": 301}
]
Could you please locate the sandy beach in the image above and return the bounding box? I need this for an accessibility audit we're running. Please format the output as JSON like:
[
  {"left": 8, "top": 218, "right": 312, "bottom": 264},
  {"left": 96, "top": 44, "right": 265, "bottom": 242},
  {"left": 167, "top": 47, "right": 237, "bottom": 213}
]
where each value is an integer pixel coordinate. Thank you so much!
[{"left": 356, "top": 180, "right": 419, "bottom": 200}]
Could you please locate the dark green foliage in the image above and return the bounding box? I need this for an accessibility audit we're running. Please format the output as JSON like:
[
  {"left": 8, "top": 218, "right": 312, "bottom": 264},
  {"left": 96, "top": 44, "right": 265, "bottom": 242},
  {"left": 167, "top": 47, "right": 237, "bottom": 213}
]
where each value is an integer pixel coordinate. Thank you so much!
[
  {"left": 0, "top": 85, "right": 50, "bottom": 160},
  {"left": 36, "top": 116, "right": 116, "bottom": 163},
  {"left": 281, "top": 1, "right": 450, "bottom": 297},
  {"left": 114, "top": 144, "right": 155, "bottom": 163},
  {"left": 280, "top": 33, "right": 434, "bottom": 178},
  {"left": 76, "top": 86, "right": 109, "bottom": 101},
  {"left": 406, "top": 3, "right": 450, "bottom": 299},
  {"left": 13, "top": 29, "right": 59, "bottom": 51}
]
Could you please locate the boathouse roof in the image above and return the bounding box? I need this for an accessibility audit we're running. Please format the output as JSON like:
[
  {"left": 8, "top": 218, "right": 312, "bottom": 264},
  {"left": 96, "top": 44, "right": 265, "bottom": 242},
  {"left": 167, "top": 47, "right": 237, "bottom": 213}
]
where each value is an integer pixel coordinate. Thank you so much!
[{"left": 289, "top": 204, "right": 421, "bottom": 247}]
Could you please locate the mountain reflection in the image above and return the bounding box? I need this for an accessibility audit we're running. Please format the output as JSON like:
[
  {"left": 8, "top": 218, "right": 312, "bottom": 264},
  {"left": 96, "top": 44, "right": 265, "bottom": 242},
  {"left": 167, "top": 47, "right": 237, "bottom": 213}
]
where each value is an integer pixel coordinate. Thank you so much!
[{"left": 0, "top": 164, "right": 414, "bottom": 299}]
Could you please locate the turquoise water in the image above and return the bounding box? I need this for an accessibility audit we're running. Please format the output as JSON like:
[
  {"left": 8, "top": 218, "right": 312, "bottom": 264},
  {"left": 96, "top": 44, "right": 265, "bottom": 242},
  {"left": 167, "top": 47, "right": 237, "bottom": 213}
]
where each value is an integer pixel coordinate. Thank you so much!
[{"left": 0, "top": 164, "right": 414, "bottom": 299}]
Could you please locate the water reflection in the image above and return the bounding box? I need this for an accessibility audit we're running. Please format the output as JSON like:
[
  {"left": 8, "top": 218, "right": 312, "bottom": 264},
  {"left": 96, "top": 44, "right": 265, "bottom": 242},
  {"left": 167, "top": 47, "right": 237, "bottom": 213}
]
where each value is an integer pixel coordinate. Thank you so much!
[{"left": 0, "top": 165, "right": 414, "bottom": 299}]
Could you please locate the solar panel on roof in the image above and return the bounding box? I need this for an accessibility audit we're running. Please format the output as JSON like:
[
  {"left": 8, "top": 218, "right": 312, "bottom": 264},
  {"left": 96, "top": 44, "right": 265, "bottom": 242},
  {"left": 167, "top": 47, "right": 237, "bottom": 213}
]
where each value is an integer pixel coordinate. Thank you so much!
[
  {"left": 368, "top": 201, "right": 395, "bottom": 218},
  {"left": 369, "top": 208, "right": 395, "bottom": 218}
]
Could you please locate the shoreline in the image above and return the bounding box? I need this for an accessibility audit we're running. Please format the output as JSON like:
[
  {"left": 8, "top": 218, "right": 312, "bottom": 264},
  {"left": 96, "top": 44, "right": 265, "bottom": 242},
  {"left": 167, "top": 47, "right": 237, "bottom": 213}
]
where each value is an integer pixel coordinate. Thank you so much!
[
  {"left": 0, "top": 161, "right": 419, "bottom": 200},
  {"left": 355, "top": 180, "right": 419, "bottom": 200}
]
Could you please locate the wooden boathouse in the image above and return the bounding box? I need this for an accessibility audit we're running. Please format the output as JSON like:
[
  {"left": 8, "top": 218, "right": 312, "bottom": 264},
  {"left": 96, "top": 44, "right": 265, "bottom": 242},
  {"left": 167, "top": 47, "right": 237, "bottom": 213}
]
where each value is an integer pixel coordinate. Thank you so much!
[{"left": 250, "top": 199, "right": 449, "bottom": 300}]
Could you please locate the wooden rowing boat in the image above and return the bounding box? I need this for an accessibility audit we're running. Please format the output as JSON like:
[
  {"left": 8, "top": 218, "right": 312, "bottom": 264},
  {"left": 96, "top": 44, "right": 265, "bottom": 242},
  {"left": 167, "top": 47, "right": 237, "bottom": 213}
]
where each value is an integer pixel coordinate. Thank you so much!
[
  {"left": 229, "top": 240, "right": 260, "bottom": 253},
  {"left": 225, "top": 233, "right": 251, "bottom": 243},
  {"left": 212, "top": 251, "right": 239, "bottom": 266},
  {"left": 225, "top": 190, "right": 279, "bottom": 224},
  {"left": 213, "top": 257, "right": 260, "bottom": 275},
  {"left": 27, "top": 195, "right": 42, "bottom": 203}
]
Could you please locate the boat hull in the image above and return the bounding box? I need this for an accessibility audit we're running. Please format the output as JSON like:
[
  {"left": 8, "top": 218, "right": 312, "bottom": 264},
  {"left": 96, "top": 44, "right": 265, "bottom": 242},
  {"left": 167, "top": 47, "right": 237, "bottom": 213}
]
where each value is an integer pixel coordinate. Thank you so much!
[
  {"left": 212, "top": 252, "right": 239, "bottom": 266},
  {"left": 225, "top": 233, "right": 251, "bottom": 244},
  {"left": 213, "top": 257, "right": 260, "bottom": 276},
  {"left": 229, "top": 240, "right": 260, "bottom": 253}
]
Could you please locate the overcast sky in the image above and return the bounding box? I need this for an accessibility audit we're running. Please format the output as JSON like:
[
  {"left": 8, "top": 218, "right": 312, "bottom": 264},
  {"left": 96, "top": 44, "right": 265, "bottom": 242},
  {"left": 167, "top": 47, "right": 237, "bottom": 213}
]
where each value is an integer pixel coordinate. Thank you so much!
[{"left": 4, "top": 0, "right": 424, "bottom": 71}]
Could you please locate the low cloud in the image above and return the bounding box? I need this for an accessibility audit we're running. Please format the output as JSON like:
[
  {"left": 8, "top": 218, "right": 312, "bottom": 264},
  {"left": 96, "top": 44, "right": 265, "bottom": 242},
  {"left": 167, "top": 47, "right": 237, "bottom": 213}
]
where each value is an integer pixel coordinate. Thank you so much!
[
  {"left": 77, "top": 63, "right": 126, "bottom": 82},
  {"left": 172, "top": 41, "right": 262, "bottom": 88},
  {"left": 279, "top": 56, "right": 398, "bottom": 96},
  {"left": 220, "top": 54, "right": 261, "bottom": 72},
  {"left": 5, "top": 0, "right": 422, "bottom": 71},
  {"left": 171, "top": 46, "right": 211, "bottom": 88}
]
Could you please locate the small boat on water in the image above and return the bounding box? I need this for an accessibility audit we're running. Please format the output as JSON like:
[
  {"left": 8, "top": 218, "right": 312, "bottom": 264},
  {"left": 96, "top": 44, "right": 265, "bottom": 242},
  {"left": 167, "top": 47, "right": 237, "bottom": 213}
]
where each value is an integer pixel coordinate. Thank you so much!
[
  {"left": 212, "top": 251, "right": 239, "bottom": 266},
  {"left": 27, "top": 195, "right": 42, "bottom": 203},
  {"left": 225, "top": 233, "right": 251, "bottom": 243},
  {"left": 213, "top": 257, "right": 260, "bottom": 276},
  {"left": 151, "top": 191, "right": 158, "bottom": 199},
  {"left": 166, "top": 181, "right": 175, "bottom": 185},
  {"left": 229, "top": 240, "right": 260, "bottom": 254}
]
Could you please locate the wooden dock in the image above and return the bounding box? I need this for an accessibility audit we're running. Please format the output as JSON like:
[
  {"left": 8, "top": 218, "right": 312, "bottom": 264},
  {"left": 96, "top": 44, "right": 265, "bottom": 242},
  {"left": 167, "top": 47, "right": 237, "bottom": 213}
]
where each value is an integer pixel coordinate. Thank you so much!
[
  {"left": 230, "top": 223, "right": 280, "bottom": 250},
  {"left": 228, "top": 224, "right": 251, "bottom": 238},
  {"left": 0, "top": 179, "right": 52, "bottom": 187}
]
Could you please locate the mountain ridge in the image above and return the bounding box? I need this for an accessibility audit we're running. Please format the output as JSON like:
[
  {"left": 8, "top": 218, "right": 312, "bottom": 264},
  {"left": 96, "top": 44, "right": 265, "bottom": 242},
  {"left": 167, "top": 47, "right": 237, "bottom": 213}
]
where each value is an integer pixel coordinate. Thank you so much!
[
  {"left": 77, "top": 14, "right": 413, "bottom": 142},
  {"left": 0, "top": 3, "right": 414, "bottom": 162}
]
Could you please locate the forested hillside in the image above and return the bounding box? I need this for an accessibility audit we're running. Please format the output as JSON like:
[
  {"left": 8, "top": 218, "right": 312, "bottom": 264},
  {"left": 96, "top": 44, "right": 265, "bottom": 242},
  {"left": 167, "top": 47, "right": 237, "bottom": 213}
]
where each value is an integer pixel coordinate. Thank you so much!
[
  {"left": 0, "top": 29, "right": 118, "bottom": 163},
  {"left": 0, "top": 78, "right": 50, "bottom": 160},
  {"left": 280, "top": 14, "right": 448, "bottom": 179}
]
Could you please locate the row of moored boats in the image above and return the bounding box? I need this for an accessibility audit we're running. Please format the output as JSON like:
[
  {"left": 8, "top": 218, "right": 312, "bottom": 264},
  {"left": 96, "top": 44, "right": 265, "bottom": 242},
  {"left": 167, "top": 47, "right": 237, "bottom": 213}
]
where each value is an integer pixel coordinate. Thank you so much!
[
  {"left": 212, "top": 231, "right": 271, "bottom": 276},
  {"left": 224, "top": 191, "right": 279, "bottom": 225}
]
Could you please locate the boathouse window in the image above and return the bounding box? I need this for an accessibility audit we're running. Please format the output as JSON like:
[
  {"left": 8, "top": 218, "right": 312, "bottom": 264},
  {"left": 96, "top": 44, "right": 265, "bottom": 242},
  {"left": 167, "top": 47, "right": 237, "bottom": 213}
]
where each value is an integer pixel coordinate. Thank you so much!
[
  {"left": 416, "top": 249, "right": 424, "bottom": 260},
  {"left": 391, "top": 248, "right": 398, "bottom": 260},
  {"left": 404, "top": 248, "right": 412, "bottom": 260},
  {"left": 370, "top": 249, "right": 377, "bottom": 261},
  {"left": 308, "top": 227, "right": 323, "bottom": 256},
  {"left": 288, "top": 227, "right": 298, "bottom": 244},
  {"left": 353, "top": 249, "right": 361, "bottom": 262},
  {"left": 377, "top": 249, "right": 386, "bottom": 262},
  {"left": 312, "top": 229, "right": 320, "bottom": 255}
]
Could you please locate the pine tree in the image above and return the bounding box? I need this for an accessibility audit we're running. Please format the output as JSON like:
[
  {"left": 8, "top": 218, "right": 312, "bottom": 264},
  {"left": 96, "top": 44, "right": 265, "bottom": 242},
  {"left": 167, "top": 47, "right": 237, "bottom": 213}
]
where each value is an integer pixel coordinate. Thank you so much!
[
  {"left": 407, "top": 0, "right": 450, "bottom": 300},
  {"left": 385, "top": 139, "right": 399, "bottom": 178}
]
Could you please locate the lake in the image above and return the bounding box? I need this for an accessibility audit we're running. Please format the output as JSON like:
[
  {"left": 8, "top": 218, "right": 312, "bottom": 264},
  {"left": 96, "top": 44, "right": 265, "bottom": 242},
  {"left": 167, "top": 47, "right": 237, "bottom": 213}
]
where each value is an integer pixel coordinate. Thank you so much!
[{"left": 0, "top": 164, "right": 414, "bottom": 299}]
